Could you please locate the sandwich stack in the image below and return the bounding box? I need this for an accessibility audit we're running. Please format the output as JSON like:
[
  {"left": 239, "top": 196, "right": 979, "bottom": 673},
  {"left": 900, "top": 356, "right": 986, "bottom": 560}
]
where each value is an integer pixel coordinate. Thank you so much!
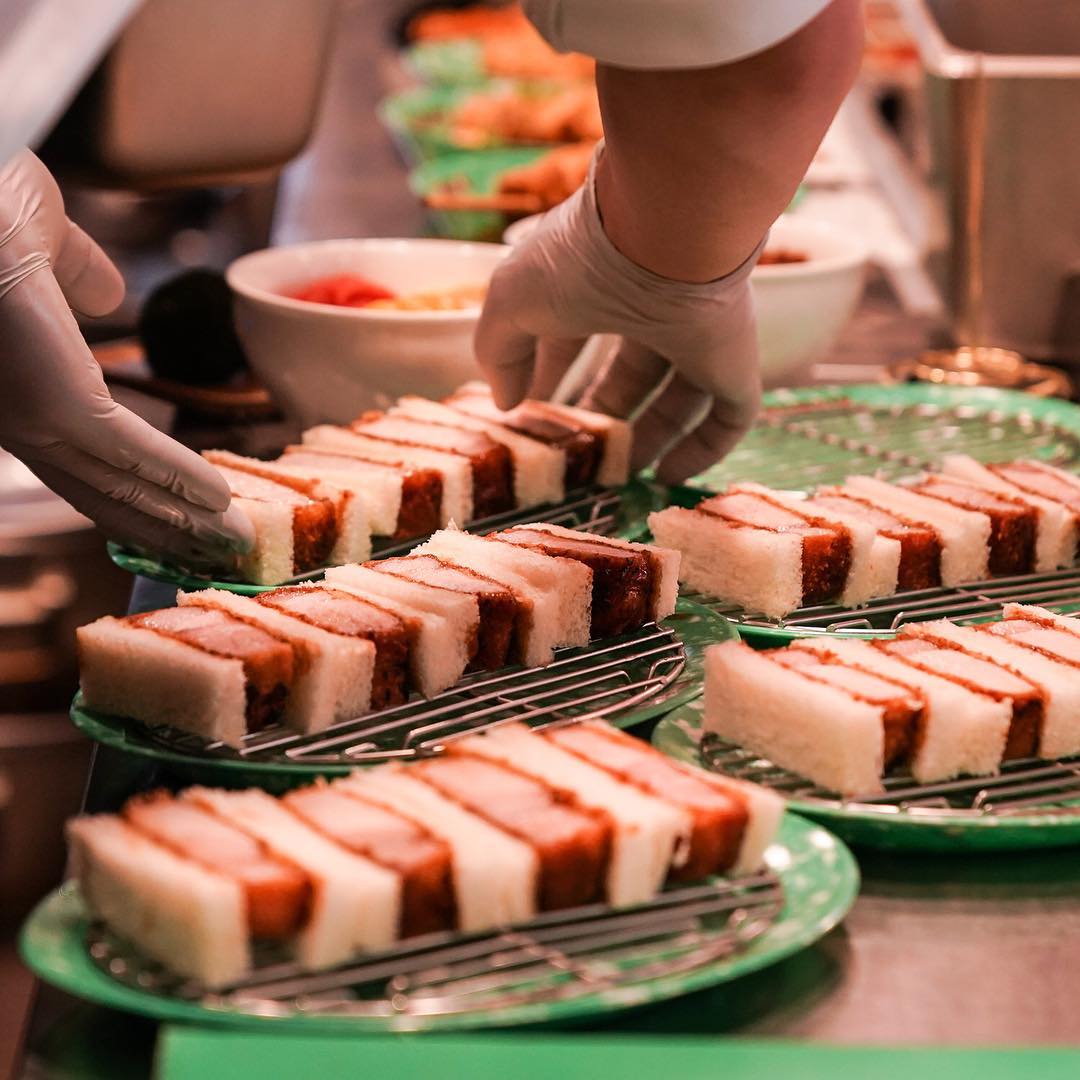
[
  {"left": 648, "top": 456, "right": 1080, "bottom": 619},
  {"left": 67, "top": 721, "right": 783, "bottom": 988},
  {"left": 704, "top": 604, "right": 1080, "bottom": 796},
  {"left": 77, "top": 524, "right": 679, "bottom": 747},
  {"left": 199, "top": 382, "right": 631, "bottom": 585}
]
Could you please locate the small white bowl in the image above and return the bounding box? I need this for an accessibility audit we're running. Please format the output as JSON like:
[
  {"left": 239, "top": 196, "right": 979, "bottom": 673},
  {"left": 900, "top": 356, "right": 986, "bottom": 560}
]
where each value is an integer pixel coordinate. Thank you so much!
[
  {"left": 503, "top": 213, "right": 867, "bottom": 388},
  {"left": 752, "top": 216, "right": 868, "bottom": 386},
  {"left": 226, "top": 238, "right": 509, "bottom": 427}
]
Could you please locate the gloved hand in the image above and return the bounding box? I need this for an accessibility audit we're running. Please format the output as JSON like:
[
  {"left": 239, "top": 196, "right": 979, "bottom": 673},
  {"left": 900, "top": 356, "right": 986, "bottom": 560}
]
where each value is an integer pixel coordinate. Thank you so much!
[
  {"left": 0, "top": 150, "right": 252, "bottom": 565},
  {"left": 474, "top": 145, "right": 764, "bottom": 483}
]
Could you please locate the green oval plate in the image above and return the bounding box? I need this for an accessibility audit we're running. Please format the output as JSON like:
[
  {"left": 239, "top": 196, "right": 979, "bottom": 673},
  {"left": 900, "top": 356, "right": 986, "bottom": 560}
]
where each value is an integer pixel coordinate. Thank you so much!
[
  {"left": 653, "top": 697, "right": 1080, "bottom": 853},
  {"left": 379, "top": 81, "right": 580, "bottom": 162},
  {"left": 689, "top": 382, "right": 1080, "bottom": 496},
  {"left": 19, "top": 811, "right": 857, "bottom": 1034},
  {"left": 678, "top": 382, "right": 1080, "bottom": 645},
  {"left": 108, "top": 479, "right": 664, "bottom": 595},
  {"left": 410, "top": 145, "right": 548, "bottom": 241},
  {"left": 404, "top": 39, "right": 490, "bottom": 86},
  {"left": 68, "top": 600, "right": 732, "bottom": 791}
]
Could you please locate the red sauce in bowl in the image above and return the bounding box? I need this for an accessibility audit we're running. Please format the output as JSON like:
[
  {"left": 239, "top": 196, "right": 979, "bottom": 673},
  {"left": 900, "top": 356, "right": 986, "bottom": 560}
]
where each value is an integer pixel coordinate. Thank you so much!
[{"left": 287, "top": 273, "right": 396, "bottom": 308}]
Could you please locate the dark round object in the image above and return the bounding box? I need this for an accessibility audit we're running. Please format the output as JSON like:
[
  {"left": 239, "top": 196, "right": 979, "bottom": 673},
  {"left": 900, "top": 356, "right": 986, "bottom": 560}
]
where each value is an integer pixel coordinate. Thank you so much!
[{"left": 137, "top": 269, "right": 249, "bottom": 386}]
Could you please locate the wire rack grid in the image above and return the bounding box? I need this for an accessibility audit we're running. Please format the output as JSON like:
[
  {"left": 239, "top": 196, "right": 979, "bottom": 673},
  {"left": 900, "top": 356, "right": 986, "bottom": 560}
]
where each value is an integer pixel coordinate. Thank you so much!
[
  {"left": 88, "top": 870, "right": 783, "bottom": 1019},
  {"left": 701, "top": 736, "right": 1080, "bottom": 820}
]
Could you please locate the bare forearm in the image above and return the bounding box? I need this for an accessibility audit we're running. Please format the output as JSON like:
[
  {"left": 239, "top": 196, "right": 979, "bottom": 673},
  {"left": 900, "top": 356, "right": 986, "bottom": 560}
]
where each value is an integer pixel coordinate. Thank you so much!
[{"left": 595, "top": 0, "right": 863, "bottom": 282}]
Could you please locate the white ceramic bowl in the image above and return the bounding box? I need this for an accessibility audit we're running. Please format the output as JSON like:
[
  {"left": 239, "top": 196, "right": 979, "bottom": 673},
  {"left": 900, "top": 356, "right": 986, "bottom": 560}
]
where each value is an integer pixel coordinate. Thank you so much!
[
  {"left": 226, "top": 238, "right": 509, "bottom": 427},
  {"left": 751, "top": 216, "right": 868, "bottom": 387},
  {"left": 503, "top": 213, "right": 868, "bottom": 388}
]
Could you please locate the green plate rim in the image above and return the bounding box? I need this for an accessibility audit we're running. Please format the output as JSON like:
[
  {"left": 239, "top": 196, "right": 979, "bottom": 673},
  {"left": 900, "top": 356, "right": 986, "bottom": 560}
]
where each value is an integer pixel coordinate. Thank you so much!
[
  {"left": 68, "top": 599, "right": 731, "bottom": 785},
  {"left": 18, "top": 811, "right": 857, "bottom": 1034},
  {"left": 653, "top": 697, "right": 1080, "bottom": 852},
  {"left": 107, "top": 478, "right": 663, "bottom": 595}
]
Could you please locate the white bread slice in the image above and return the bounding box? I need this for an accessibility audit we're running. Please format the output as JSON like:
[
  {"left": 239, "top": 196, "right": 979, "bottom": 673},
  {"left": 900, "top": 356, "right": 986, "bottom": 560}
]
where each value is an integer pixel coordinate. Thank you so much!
[
  {"left": 511, "top": 522, "right": 681, "bottom": 621},
  {"left": 77, "top": 617, "right": 248, "bottom": 748},
  {"left": 280, "top": 447, "right": 406, "bottom": 536},
  {"left": 204, "top": 450, "right": 371, "bottom": 566},
  {"left": 1013, "top": 460, "right": 1080, "bottom": 493},
  {"left": 939, "top": 455, "right": 1076, "bottom": 572},
  {"left": 903, "top": 619, "right": 1080, "bottom": 759},
  {"left": 694, "top": 768, "right": 785, "bottom": 875},
  {"left": 303, "top": 425, "right": 472, "bottom": 525},
  {"left": 393, "top": 396, "right": 565, "bottom": 508},
  {"left": 535, "top": 401, "right": 631, "bottom": 487},
  {"left": 842, "top": 476, "right": 991, "bottom": 586},
  {"left": 453, "top": 381, "right": 632, "bottom": 487},
  {"left": 177, "top": 589, "right": 374, "bottom": 733},
  {"left": 648, "top": 505, "right": 803, "bottom": 618},
  {"left": 344, "top": 767, "right": 538, "bottom": 930},
  {"left": 793, "top": 638, "right": 1010, "bottom": 781},
  {"left": 415, "top": 528, "right": 592, "bottom": 649},
  {"left": 231, "top": 497, "right": 295, "bottom": 586},
  {"left": 327, "top": 490, "right": 372, "bottom": 566},
  {"left": 549, "top": 719, "right": 783, "bottom": 874},
  {"left": 704, "top": 640, "right": 886, "bottom": 796},
  {"left": 453, "top": 723, "right": 689, "bottom": 905},
  {"left": 185, "top": 788, "right": 400, "bottom": 966},
  {"left": 68, "top": 815, "right": 250, "bottom": 988},
  {"left": 411, "top": 533, "right": 557, "bottom": 666},
  {"left": 255, "top": 453, "right": 398, "bottom": 541},
  {"left": 1003, "top": 603, "right": 1080, "bottom": 633},
  {"left": 734, "top": 482, "right": 899, "bottom": 606},
  {"left": 323, "top": 565, "right": 476, "bottom": 695}
]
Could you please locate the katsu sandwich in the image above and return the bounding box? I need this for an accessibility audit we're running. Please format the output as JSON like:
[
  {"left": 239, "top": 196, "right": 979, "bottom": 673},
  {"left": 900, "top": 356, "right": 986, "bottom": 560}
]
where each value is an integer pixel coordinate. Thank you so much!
[
  {"left": 66, "top": 723, "right": 782, "bottom": 987},
  {"left": 703, "top": 604, "right": 1080, "bottom": 796}
]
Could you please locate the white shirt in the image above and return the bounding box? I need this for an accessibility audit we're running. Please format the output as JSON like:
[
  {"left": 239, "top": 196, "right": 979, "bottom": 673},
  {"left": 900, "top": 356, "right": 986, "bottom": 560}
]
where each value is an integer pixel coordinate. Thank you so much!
[{"left": 524, "top": 0, "right": 833, "bottom": 69}]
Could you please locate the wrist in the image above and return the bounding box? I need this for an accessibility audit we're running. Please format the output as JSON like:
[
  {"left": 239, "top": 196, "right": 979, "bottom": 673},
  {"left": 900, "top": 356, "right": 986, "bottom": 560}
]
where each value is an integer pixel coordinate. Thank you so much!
[{"left": 593, "top": 149, "right": 760, "bottom": 284}]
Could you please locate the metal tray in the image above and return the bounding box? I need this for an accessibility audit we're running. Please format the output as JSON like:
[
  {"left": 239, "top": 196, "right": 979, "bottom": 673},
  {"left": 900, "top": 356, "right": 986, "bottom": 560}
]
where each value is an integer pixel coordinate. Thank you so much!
[
  {"left": 70, "top": 600, "right": 729, "bottom": 790},
  {"left": 654, "top": 697, "right": 1080, "bottom": 853},
  {"left": 18, "top": 813, "right": 857, "bottom": 1033}
]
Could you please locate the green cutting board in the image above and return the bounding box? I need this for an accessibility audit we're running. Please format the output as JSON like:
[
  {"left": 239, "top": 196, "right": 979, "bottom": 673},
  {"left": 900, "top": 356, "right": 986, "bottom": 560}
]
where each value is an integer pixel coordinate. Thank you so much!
[{"left": 156, "top": 1030, "right": 1080, "bottom": 1080}]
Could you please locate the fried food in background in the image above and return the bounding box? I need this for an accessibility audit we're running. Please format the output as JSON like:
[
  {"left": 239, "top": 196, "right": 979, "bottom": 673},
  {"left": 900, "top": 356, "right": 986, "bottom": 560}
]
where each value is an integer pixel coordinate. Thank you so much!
[
  {"left": 408, "top": 3, "right": 594, "bottom": 82},
  {"left": 497, "top": 142, "right": 595, "bottom": 210},
  {"left": 481, "top": 32, "right": 594, "bottom": 82},
  {"left": 408, "top": 3, "right": 532, "bottom": 43},
  {"left": 450, "top": 83, "right": 602, "bottom": 147}
]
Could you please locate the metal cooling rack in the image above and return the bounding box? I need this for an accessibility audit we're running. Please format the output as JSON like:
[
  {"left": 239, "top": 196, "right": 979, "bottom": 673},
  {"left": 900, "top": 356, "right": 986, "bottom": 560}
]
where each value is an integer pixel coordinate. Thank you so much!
[
  {"left": 87, "top": 870, "right": 782, "bottom": 1019},
  {"left": 141, "top": 620, "right": 687, "bottom": 765},
  {"left": 695, "top": 399, "right": 1080, "bottom": 493},
  {"left": 701, "top": 735, "right": 1080, "bottom": 819},
  {"left": 686, "top": 568, "right": 1080, "bottom": 635},
  {"left": 679, "top": 396, "right": 1080, "bottom": 634}
]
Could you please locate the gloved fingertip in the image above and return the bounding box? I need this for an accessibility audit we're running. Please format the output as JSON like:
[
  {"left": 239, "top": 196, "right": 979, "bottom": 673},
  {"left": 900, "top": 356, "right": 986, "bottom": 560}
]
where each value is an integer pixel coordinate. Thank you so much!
[
  {"left": 57, "top": 221, "right": 126, "bottom": 318},
  {"left": 491, "top": 386, "right": 526, "bottom": 411},
  {"left": 653, "top": 455, "right": 695, "bottom": 487},
  {"left": 220, "top": 504, "right": 256, "bottom": 554},
  {"left": 188, "top": 468, "right": 233, "bottom": 513}
]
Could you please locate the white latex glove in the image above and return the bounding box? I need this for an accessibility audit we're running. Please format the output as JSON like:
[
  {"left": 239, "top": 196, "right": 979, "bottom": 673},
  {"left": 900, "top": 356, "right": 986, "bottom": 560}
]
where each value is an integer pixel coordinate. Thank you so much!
[
  {"left": 474, "top": 146, "right": 764, "bottom": 483},
  {"left": 0, "top": 150, "right": 252, "bottom": 564}
]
